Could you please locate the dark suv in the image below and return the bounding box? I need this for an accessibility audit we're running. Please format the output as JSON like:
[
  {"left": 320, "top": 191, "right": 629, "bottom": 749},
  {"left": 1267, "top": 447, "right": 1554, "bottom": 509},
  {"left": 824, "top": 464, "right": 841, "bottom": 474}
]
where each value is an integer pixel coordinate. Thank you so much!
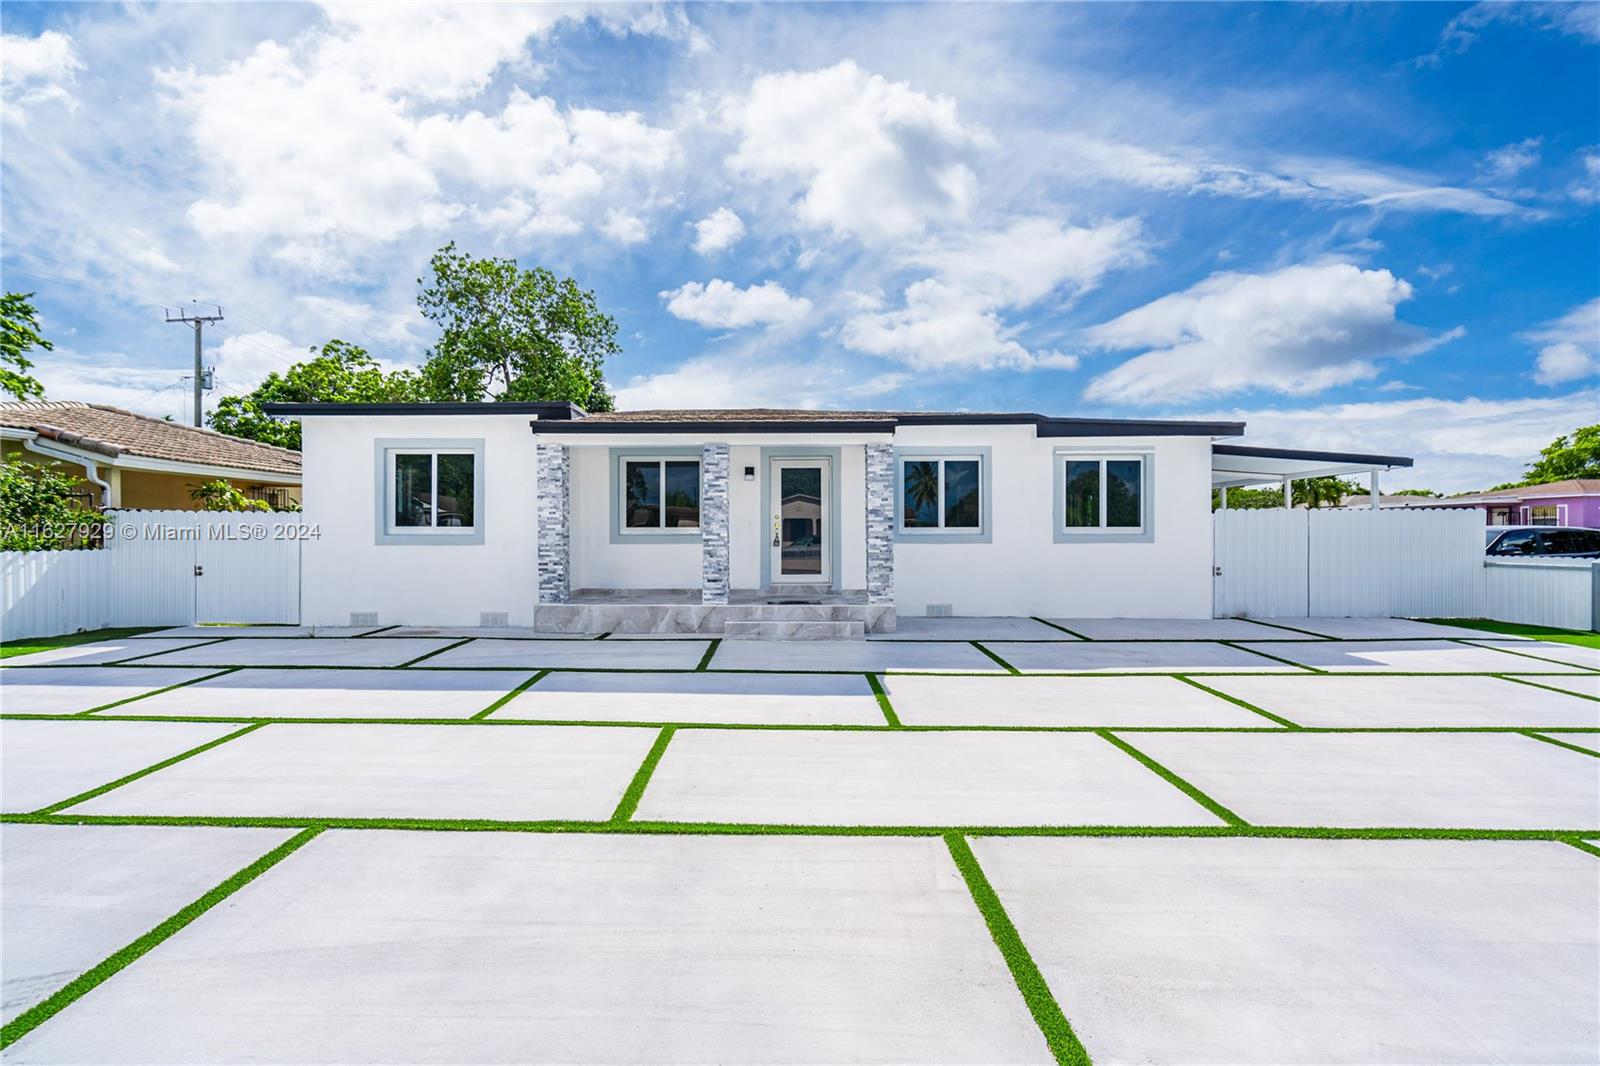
[{"left": 1485, "top": 526, "right": 1600, "bottom": 558}]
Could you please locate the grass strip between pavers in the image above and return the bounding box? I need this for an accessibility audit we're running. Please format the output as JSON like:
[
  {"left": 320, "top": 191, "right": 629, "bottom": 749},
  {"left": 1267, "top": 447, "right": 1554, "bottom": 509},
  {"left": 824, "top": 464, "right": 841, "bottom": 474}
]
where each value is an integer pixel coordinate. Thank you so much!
[
  {"left": 971, "top": 641, "right": 1021, "bottom": 674},
  {"left": 1030, "top": 617, "right": 1088, "bottom": 640},
  {"left": 866, "top": 673, "right": 902, "bottom": 727},
  {"left": 1564, "top": 837, "right": 1600, "bottom": 858},
  {"left": 1171, "top": 675, "right": 1301, "bottom": 729},
  {"left": 694, "top": 639, "right": 721, "bottom": 671},
  {"left": 0, "top": 825, "right": 323, "bottom": 1051},
  {"left": 1452, "top": 638, "right": 1600, "bottom": 671},
  {"left": 610, "top": 726, "right": 677, "bottom": 822},
  {"left": 104, "top": 636, "right": 231, "bottom": 667},
  {"left": 472, "top": 671, "right": 548, "bottom": 720},
  {"left": 1232, "top": 618, "right": 1330, "bottom": 639},
  {"left": 1221, "top": 640, "right": 1322, "bottom": 672},
  {"left": 78, "top": 667, "right": 240, "bottom": 716},
  {"left": 1521, "top": 731, "right": 1600, "bottom": 758},
  {"left": 1424, "top": 618, "right": 1600, "bottom": 650},
  {"left": 0, "top": 627, "right": 165, "bottom": 661},
  {"left": 1496, "top": 675, "right": 1600, "bottom": 702},
  {"left": 31, "top": 723, "right": 267, "bottom": 815},
  {"left": 1096, "top": 731, "right": 1248, "bottom": 827},
  {"left": 945, "top": 833, "right": 1091, "bottom": 1066},
  {"left": 396, "top": 637, "right": 476, "bottom": 668}
]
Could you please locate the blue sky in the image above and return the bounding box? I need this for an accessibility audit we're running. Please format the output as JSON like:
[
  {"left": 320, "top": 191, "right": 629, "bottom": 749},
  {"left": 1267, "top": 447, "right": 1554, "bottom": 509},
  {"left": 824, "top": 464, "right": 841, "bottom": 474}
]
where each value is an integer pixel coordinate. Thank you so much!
[{"left": 1, "top": 1, "right": 1595, "bottom": 491}]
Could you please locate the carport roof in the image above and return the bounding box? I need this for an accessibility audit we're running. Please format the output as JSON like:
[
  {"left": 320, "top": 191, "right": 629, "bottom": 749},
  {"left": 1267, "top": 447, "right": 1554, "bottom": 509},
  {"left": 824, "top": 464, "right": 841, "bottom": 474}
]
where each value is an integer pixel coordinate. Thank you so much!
[{"left": 1211, "top": 444, "right": 1414, "bottom": 488}]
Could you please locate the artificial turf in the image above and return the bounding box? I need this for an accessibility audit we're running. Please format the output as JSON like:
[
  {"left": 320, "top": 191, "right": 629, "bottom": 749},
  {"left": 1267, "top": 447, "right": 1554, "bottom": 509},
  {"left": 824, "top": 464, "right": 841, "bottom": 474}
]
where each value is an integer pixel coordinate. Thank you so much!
[
  {"left": 0, "top": 627, "right": 163, "bottom": 661},
  {"left": 1426, "top": 618, "right": 1600, "bottom": 649}
]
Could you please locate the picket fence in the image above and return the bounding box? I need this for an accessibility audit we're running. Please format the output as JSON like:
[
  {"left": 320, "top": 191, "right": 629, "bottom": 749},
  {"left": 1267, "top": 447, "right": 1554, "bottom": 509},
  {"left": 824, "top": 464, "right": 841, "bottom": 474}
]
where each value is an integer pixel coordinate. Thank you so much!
[
  {"left": 1214, "top": 507, "right": 1596, "bottom": 630},
  {"left": 1, "top": 510, "right": 303, "bottom": 640}
]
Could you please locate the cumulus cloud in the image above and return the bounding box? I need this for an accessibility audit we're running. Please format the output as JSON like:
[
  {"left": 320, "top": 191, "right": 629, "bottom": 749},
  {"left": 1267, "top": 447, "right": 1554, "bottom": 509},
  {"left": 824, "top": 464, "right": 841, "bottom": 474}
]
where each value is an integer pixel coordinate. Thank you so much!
[
  {"left": 1569, "top": 149, "right": 1600, "bottom": 204},
  {"left": 1, "top": 30, "right": 84, "bottom": 122},
  {"left": 724, "top": 60, "right": 989, "bottom": 241},
  {"left": 691, "top": 207, "right": 745, "bottom": 254},
  {"left": 660, "top": 279, "right": 812, "bottom": 329},
  {"left": 616, "top": 353, "right": 907, "bottom": 410},
  {"left": 600, "top": 209, "right": 650, "bottom": 244},
  {"left": 1083, "top": 262, "right": 1462, "bottom": 403},
  {"left": 1520, "top": 298, "right": 1600, "bottom": 385}
]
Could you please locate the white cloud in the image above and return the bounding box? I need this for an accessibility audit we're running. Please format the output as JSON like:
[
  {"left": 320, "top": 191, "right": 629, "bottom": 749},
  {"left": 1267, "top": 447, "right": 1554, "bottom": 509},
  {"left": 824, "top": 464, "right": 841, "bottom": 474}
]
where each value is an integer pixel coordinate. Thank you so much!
[
  {"left": 1, "top": 30, "right": 84, "bottom": 122},
  {"left": 660, "top": 279, "right": 812, "bottom": 329},
  {"left": 1428, "top": 2, "right": 1600, "bottom": 65},
  {"left": 1209, "top": 391, "right": 1600, "bottom": 493},
  {"left": 616, "top": 352, "right": 907, "bottom": 410},
  {"left": 1480, "top": 137, "right": 1541, "bottom": 181},
  {"left": 1519, "top": 298, "right": 1600, "bottom": 385},
  {"left": 1083, "top": 262, "right": 1462, "bottom": 403},
  {"left": 841, "top": 279, "right": 1077, "bottom": 371},
  {"left": 724, "top": 60, "right": 989, "bottom": 241},
  {"left": 691, "top": 207, "right": 745, "bottom": 254},
  {"left": 600, "top": 209, "right": 650, "bottom": 244},
  {"left": 211, "top": 330, "right": 304, "bottom": 395},
  {"left": 1569, "top": 149, "right": 1600, "bottom": 204}
]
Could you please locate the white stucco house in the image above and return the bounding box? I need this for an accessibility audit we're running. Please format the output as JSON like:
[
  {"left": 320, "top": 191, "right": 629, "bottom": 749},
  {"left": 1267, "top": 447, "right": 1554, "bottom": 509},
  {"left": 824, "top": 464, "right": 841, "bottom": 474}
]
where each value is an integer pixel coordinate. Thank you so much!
[{"left": 266, "top": 402, "right": 1411, "bottom": 637}]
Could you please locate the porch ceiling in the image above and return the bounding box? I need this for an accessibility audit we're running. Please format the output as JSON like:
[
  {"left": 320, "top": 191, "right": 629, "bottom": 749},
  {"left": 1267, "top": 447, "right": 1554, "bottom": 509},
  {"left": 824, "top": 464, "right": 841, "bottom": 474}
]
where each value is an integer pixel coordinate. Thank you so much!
[{"left": 1212, "top": 444, "right": 1413, "bottom": 488}]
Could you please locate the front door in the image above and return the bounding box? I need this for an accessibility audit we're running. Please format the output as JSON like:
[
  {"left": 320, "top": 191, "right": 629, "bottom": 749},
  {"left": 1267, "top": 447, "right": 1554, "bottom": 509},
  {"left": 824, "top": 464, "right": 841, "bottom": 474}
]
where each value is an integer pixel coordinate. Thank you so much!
[{"left": 770, "top": 459, "right": 830, "bottom": 585}]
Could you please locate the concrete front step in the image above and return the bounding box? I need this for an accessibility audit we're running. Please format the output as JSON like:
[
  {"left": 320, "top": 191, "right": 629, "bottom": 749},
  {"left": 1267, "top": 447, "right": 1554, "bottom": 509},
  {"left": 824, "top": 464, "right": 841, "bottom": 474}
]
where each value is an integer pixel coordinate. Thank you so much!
[{"left": 723, "top": 620, "right": 867, "bottom": 641}]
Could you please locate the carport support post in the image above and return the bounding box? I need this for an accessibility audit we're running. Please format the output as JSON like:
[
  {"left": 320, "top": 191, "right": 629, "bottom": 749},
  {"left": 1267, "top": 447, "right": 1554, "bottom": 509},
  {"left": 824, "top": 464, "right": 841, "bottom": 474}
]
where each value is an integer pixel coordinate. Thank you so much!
[
  {"left": 1219, "top": 486, "right": 1228, "bottom": 510},
  {"left": 1369, "top": 470, "right": 1380, "bottom": 509},
  {"left": 701, "top": 443, "right": 730, "bottom": 604},
  {"left": 1282, "top": 477, "right": 1292, "bottom": 508},
  {"left": 536, "top": 444, "right": 570, "bottom": 604}
]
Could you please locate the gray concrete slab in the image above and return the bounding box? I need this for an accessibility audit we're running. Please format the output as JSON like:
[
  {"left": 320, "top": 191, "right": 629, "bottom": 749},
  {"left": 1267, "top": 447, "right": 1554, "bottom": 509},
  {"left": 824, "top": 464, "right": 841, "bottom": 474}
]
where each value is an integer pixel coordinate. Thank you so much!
[
  {"left": 494, "top": 672, "right": 884, "bottom": 725},
  {"left": 5, "top": 831, "right": 1051, "bottom": 1065},
  {"left": 870, "top": 616, "right": 1075, "bottom": 641},
  {"left": 1262, "top": 617, "right": 1529, "bottom": 640},
  {"left": 1512, "top": 674, "right": 1600, "bottom": 699},
  {"left": 973, "top": 837, "right": 1599, "bottom": 1065},
  {"left": 423, "top": 638, "right": 711, "bottom": 671},
  {"left": 69, "top": 723, "right": 657, "bottom": 821},
  {"left": 1127, "top": 731, "right": 1600, "bottom": 828},
  {"left": 136, "top": 626, "right": 383, "bottom": 638},
  {"left": 0, "top": 666, "right": 214, "bottom": 715},
  {"left": 708, "top": 640, "right": 1004, "bottom": 673},
  {"left": 378, "top": 626, "right": 590, "bottom": 639},
  {"left": 0, "top": 719, "right": 242, "bottom": 813},
  {"left": 1467, "top": 639, "right": 1600, "bottom": 670},
  {"left": 131, "top": 637, "right": 459, "bottom": 668},
  {"left": 1045, "top": 617, "right": 1311, "bottom": 641},
  {"left": 1237, "top": 639, "right": 1588, "bottom": 674},
  {"left": 635, "top": 730, "right": 1224, "bottom": 826},
  {"left": 881, "top": 675, "right": 1275, "bottom": 728},
  {"left": 1539, "top": 733, "right": 1600, "bottom": 755},
  {"left": 109, "top": 669, "right": 529, "bottom": 720},
  {"left": 1201, "top": 674, "right": 1600, "bottom": 728},
  {"left": 2, "top": 638, "right": 212, "bottom": 667},
  {"left": 0, "top": 823, "right": 297, "bottom": 1024},
  {"left": 983, "top": 641, "right": 1298, "bottom": 674}
]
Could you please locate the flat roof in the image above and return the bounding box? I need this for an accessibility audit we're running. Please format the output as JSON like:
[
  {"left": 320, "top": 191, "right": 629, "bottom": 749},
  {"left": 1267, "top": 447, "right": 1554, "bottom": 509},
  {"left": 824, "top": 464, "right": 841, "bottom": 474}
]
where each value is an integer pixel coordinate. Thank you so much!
[
  {"left": 261, "top": 401, "right": 585, "bottom": 419},
  {"left": 1212, "top": 443, "right": 1414, "bottom": 488}
]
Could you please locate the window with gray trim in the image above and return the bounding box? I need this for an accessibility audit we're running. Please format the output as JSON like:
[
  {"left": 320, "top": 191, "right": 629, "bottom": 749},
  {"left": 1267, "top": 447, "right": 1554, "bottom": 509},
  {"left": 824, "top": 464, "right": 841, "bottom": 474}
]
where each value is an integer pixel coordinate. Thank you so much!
[
  {"left": 901, "top": 456, "right": 983, "bottom": 531},
  {"left": 388, "top": 449, "right": 476, "bottom": 532},
  {"left": 621, "top": 457, "right": 701, "bottom": 532},
  {"left": 1060, "top": 455, "right": 1146, "bottom": 533}
]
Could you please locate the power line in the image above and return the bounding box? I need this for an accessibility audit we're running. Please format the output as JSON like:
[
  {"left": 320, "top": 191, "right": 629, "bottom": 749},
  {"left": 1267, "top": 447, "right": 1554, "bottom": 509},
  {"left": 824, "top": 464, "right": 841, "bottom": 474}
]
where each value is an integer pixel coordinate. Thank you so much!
[{"left": 165, "top": 304, "right": 223, "bottom": 428}]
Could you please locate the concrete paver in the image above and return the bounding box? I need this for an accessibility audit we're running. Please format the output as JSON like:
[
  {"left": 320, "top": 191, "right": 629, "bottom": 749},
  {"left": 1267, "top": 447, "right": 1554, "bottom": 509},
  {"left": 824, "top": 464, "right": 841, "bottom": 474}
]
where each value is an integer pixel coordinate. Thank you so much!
[
  {"left": 493, "top": 672, "right": 884, "bottom": 725},
  {"left": 1200, "top": 674, "right": 1600, "bottom": 728},
  {"left": 1236, "top": 639, "right": 1586, "bottom": 673},
  {"left": 0, "top": 666, "right": 214, "bottom": 715},
  {"left": 0, "top": 824, "right": 297, "bottom": 1024},
  {"left": 5, "top": 831, "right": 1053, "bottom": 1065},
  {"left": 880, "top": 675, "right": 1275, "bottom": 728},
  {"left": 635, "top": 730, "right": 1225, "bottom": 826},
  {"left": 1538, "top": 733, "right": 1600, "bottom": 755},
  {"left": 423, "top": 639, "right": 711, "bottom": 670},
  {"left": 379, "top": 627, "right": 592, "bottom": 639},
  {"left": 1045, "top": 618, "right": 1309, "bottom": 641},
  {"left": 69, "top": 723, "right": 660, "bottom": 821},
  {"left": 2, "top": 639, "right": 212, "bottom": 667},
  {"left": 1466, "top": 640, "right": 1600, "bottom": 670},
  {"left": 129, "top": 638, "right": 459, "bottom": 669},
  {"left": 1127, "top": 731, "right": 1600, "bottom": 828},
  {"left": 709, "top": 640, "right": 1009, "bottom": 674},
  {"left": 108, "top": 668, "right": 527, "bottom": 719},
  {"left": 0, "top": 719, "right": 242, "bottom": 813},
  {"left": 983, "top": 641, "right": 1298, "bottom": 674},
  {"left": 1258, "top": 617, "right": 1523, "bottom": 640},
  {"left": 871, "top": 616, "right": 1075, "bottom": 641},
  {"left": 136, "top": 626, "right": 383, "bottom": 638},
  {"left": 973, "top": 837, "right": 1599, "bottom": 1065},
  {"left": 1510, "top": 674, "right": 1600, "bottom": 699}
]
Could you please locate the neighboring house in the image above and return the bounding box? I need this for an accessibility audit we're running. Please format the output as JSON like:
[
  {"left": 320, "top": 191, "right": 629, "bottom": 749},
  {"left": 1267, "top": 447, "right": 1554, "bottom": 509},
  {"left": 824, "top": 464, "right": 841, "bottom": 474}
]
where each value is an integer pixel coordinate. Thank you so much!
[
  {"left": 1350, "top": 480, "right": 1600, "bottom": 529},
  {"left": 0, "top": 401, "right": 301, "bottom": 510},
  {"left": 265, "top": 402, "right": 1410, "bottom": 635}
]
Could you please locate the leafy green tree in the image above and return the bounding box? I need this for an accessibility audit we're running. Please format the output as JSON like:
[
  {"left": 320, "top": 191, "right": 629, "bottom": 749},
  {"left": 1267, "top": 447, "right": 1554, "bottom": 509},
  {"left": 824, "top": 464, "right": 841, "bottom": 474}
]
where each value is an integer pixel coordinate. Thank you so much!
[
  {"left": 417, "top": 242, "right": 616, "bottom": 410},
  {"left": 0, "top": 291, "right": 50, "bottom": 401},
  {"left": 1211, "top": 477, "right": 1364, "bottom": 511},
  {"left": 1502, "top": 425, "right": 1600, "bottom": 486},
  {"left": 0, "top": 458, "right": 102, "bottom": 550},
  {"left": 1391, "top": 488, "right": 1440, "bottom": 497},
  {"left": 208, "top": 340, "right": 426, "bottom": 450},
  {"left": 188, "top": 479, "right": 271, "bottom": 512}
]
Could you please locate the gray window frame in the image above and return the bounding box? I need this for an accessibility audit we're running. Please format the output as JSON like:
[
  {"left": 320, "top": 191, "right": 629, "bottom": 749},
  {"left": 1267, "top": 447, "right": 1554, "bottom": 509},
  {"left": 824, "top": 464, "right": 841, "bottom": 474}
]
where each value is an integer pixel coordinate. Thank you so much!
[
  {"left": 1053, "top": 449, "right": 1154, "bottom": 544},
  {"left": 374, "top": 438, "right": 485, "bottom": 546},
  {"left": 610, "top": 446, "right": 703, "bottom": 544},
  {"left": 894, "top": 447, "right": 992, "bottom": 544}
]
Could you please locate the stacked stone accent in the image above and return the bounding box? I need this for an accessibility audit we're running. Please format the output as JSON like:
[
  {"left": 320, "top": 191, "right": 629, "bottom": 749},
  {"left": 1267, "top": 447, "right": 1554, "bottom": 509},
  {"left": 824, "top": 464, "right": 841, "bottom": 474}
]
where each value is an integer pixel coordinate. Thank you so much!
[
  {"left": 535, "top": 444, "right": 570, "bottom": 604},
  {"left": 865, "top": 442, "right": 895, "bottom": 605},
  {"left": 700, "top": 443, "right": 731, "bottom": 604}
]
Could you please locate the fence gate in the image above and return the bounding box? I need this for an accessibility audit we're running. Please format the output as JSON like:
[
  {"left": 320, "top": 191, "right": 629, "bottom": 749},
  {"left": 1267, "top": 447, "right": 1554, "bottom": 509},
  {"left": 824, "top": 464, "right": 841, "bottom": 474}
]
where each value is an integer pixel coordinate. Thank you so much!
[
  {"left": 1213, "top": 509, "right": 1308, "bottom": 618},
  {"left": 110, "top": 510, "right": 301, "bottom": 625}
]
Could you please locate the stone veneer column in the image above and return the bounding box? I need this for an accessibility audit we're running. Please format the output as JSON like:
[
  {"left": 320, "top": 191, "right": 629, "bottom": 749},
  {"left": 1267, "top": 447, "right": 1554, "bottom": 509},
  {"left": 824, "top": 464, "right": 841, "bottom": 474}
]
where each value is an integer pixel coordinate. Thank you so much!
[
  {"left": 865, "top": 442, "right": 895, "bottom": 604},
  {"left": 536, "top": 444, "right": 570, "bottom": 604},
  {"left": 700, "top": 443, "right": 730, "bottom": 604}
]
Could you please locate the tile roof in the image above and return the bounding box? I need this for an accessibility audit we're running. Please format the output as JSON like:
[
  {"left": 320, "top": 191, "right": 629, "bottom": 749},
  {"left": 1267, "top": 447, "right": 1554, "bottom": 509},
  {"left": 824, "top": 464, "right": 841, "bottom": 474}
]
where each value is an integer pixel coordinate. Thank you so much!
[
  {"left": 1440, "top": 479, "right": 1600, "bottom": 502},
  {"left": 0, "top": 401, "right": 300, "bottom": 477}
]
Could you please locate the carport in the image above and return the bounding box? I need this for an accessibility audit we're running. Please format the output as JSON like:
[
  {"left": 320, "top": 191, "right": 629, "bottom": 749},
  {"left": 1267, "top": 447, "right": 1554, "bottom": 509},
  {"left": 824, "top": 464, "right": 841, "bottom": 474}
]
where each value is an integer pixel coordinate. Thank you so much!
[{"left": 1212, "top": 444, "right": 1415, "bottom": 507}]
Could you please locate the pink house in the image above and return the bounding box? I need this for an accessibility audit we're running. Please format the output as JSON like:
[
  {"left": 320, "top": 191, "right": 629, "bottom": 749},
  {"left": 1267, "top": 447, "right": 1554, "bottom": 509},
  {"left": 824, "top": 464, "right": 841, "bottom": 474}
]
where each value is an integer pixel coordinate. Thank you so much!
[{"left": 1390, "top": 478, "right": 1600, "bottom": 529}]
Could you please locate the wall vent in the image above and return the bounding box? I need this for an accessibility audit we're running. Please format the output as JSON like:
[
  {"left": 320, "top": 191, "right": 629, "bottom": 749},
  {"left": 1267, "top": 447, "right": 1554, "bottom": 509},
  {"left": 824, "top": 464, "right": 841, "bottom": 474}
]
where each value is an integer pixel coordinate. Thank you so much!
[
  {"left": 350, "top": 612, "right": 379, "bottom": 627},
  {"left": 479, "top": 611, "right": 510, "bottom": 628},
  {"left": 926, "top": 603, "right": 954, "bottom": 618}
]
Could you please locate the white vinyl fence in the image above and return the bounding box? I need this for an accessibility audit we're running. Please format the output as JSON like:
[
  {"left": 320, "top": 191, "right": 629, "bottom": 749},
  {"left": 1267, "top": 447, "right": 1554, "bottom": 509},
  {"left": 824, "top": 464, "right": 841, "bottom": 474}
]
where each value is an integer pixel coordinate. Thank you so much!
[
  {"left": 2, "top": 510, "right": 303, "bottom": 640},
  {"left": 1215, "top": 507, "right": 1597, "bottom": 630}
]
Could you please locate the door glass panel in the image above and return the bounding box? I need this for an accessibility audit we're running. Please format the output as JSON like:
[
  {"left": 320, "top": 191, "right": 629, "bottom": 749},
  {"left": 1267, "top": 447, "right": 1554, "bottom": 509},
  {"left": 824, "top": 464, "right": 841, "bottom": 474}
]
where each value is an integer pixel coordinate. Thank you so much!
[
  {"left": 436, "top": 454, "right": 475, "bottom": 528},
  {"left": 624, "top": 461, "right": 660, "bottom": 528},
  {"left": 943, "top": 460, "right": 981, "bottom": 528},
  {"left": 780, "top": 466, "right": 823, "bottom": 575},
  {"left": 393, "top": 454, "right": 431, "bottom": 527},
  {"left": 663, "top": 461, "right": 701, "bottom": 529},
  {"left": 1063, "top": 460, "right": 1100, "bottom": 528},
  {"left": 902, "top": 460, "right": 939, "bottom": 527},
  {"left": 1105, "top": 460, "right": 1142, "bottom": 528}
]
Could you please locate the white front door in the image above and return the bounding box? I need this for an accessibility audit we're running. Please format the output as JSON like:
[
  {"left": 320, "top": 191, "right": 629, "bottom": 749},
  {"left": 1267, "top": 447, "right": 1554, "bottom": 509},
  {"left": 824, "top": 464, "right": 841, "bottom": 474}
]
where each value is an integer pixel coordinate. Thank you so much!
[{"left": 770, "top": 458, "right": 830, "bottom": 585}]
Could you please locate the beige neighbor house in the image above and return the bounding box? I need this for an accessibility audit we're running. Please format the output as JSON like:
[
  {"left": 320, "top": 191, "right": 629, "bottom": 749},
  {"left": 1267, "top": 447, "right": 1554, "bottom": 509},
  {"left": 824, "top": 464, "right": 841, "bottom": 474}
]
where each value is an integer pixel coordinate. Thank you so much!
[{"left": 0, "top": 401, "right": 301, "bottom": 510}]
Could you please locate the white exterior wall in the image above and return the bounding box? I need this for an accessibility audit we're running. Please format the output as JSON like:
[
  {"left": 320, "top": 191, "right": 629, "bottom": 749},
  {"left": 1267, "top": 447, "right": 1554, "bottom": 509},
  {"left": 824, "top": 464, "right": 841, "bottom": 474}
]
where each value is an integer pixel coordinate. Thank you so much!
[
  {"left": 892, "top": 426, "right": 1214, "bottom": 618},
  {"left": 299, "top": 415, "right": 540, "bottom": 627},
  {"left": 569, "top": 445, "right": 701, "bottom": 590}
]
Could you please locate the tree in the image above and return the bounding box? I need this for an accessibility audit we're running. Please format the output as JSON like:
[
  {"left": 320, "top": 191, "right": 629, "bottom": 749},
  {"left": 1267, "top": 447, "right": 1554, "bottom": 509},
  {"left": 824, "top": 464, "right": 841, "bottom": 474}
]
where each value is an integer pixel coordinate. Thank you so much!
[
  {"left": 417, "top": 242, "right": 616, "bottom": 411},
  {"left": 208, "top": 340, "right": 427, "bottom": 450},
  {"left": 0, "top": 458, "right": 102, "bottom": 550},
  {"left": 188, "top": 479, "right": 271, "bottom": 512},
  {"left": 1210, "top": 477, "right": 1364, "bottom": 511},
  {"left": 1499, "top": 425, "right": 1600, "bottom": 487},
  {"left": 1391, "top": 488, "right": 1440, "bottom": 497},
  {"left": 0, "top": 291, "right": 50, "bottom": 401}
]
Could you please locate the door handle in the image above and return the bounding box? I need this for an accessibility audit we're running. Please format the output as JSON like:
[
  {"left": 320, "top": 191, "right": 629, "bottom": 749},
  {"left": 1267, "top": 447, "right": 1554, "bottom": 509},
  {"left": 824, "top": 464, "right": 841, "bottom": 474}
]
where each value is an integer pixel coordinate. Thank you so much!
[
  {"left": 772, "top": 514, "right": 780, "bottom": 548},
  {"left": 194, "top": 564, "right": 204, "bottom": 577}
]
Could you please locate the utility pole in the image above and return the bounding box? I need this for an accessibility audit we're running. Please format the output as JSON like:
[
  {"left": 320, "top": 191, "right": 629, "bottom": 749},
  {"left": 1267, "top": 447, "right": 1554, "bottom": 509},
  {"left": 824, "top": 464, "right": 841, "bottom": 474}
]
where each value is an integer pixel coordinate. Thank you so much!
[{"left": 165, "top": 304, "right": 223, "bottom": 427}]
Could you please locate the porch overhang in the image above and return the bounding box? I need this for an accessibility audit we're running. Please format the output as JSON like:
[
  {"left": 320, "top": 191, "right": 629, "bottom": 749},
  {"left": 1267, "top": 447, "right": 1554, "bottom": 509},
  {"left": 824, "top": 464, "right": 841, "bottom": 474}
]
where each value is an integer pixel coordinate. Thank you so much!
[{"left": 1211, "top": 444, "right": 1414, "bottom": 489}]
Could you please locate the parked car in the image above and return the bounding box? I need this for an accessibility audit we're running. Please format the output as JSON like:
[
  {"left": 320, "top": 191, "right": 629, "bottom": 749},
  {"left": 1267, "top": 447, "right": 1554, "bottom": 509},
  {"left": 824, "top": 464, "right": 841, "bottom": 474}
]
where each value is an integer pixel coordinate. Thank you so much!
[{"left": 1485, "top": 525, "right": 1600, "bottom": 558}]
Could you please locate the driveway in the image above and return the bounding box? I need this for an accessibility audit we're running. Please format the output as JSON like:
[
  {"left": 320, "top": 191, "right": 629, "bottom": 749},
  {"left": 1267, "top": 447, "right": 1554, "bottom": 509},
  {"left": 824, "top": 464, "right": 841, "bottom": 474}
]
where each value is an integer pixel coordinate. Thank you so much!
[{"left": 2, "top": 618, "right": 1596, "bottom": 1064}]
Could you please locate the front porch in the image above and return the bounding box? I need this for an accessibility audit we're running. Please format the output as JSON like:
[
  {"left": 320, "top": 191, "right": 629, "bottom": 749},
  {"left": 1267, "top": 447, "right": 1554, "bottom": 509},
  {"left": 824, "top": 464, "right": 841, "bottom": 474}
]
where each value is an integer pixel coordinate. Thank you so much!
[{"left": 532, "top": 587, "right": 894, "bottom": 639}]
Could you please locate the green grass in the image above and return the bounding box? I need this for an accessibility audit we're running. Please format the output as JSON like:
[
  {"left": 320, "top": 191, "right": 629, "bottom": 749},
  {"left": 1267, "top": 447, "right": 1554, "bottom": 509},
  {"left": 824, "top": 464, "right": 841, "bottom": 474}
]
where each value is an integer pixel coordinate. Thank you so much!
[
  {"left": 1172, "top": 675, "right": 1302, "bottom": 729},
  {"left": 471, "top": 670, "right": 548, "bottom": 719},
  {"left": 1426, "top": 619, "right": 1600, "bottom": 649},
  {"left": 79, "top": 667, "right": 239, "bottom": 716},
  {"left": 1096, "top": 731, "right": 1248, "bottom": 826},
  {"left": 1522, "top": 731, "right": 1600, "bottom": 758},
  {"left": 695, "top": 639, "right": 721, "bottom": 671},
  {"left": 610, "top": 726, "right": 677, "bottom": 822},
  {"left": 945, "top": 834, "right": 1090, "bottom": 1065},
  {"left": 971, "top": 641, "right": 1021, "bottom": 674},
  {"left": 32, "top": 723, "right": 264, "bottom": 815},
  {"left": 0, "top": 826, "right": 323, "bottom": 1051},
  {"left": 866, "top": 673, "right": 902, "bottom": 726},
  {"left": 0, "top": 627, "right": 163, "bottom": 661}
]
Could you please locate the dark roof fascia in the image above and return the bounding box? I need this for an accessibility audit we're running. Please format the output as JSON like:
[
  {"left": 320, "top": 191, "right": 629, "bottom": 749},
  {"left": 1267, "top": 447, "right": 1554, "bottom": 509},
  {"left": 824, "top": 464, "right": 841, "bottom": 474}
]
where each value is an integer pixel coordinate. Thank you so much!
[
  {"left": 1037, "top": 418, "right": 1246, "bottom": 438},
  {"left": 262, "top": 402, "right": 584, "bottom": 419},
  {"left": 529, "top": 419, "right": 898, "bottom": 435},
  {"left": 1214, "top": 443, "right": 1414, "bottom": 468},
  {"left": 893, "top": 412, "right": 1045, "bottom": 426}
]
